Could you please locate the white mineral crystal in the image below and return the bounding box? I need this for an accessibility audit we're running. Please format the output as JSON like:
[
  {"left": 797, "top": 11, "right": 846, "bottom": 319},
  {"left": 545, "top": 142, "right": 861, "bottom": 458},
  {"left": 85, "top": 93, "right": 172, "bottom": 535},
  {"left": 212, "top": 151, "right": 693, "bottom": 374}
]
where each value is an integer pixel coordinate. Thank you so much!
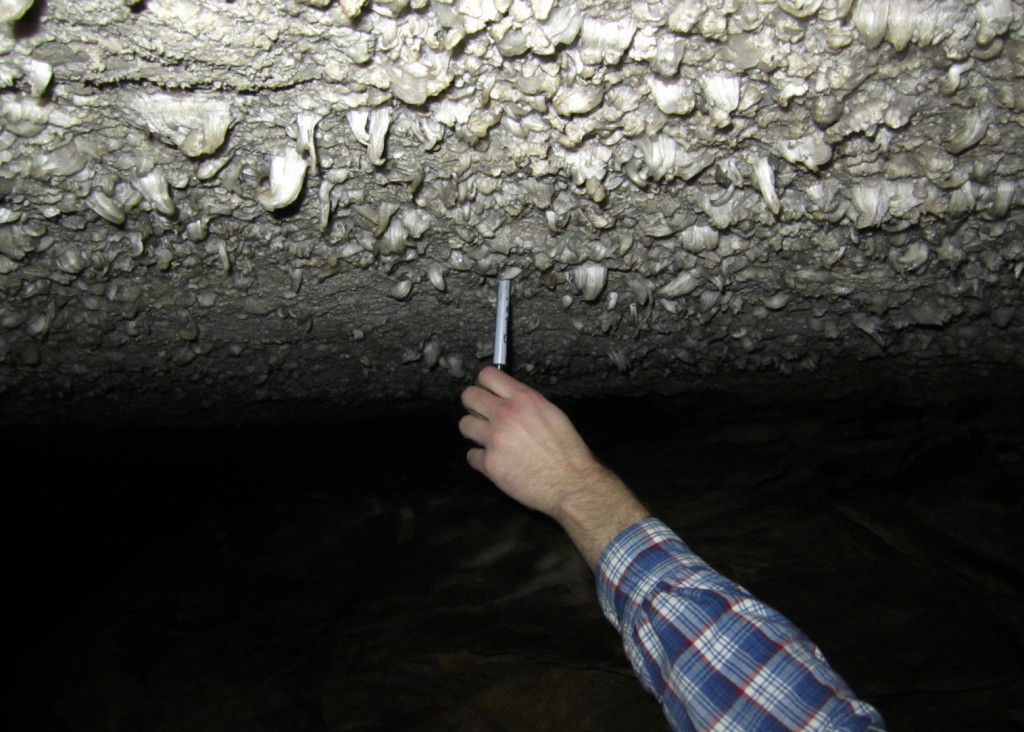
[
  {"left": 658, "top": 271, "right": 701, "bottom": 298},
  {"left": 0, "top": 0, "right": 33, "bottom": 22},
  {"left": 752, "top": 157, "right": 781, "bottom": 216},
  {"left": 648, "top": 76, "right": 695, "bottom": 116},
  {"left": 128, "top": 93, "right": 233, "bottom": 158},
  {"left": 296, "top": 113, "right": 322, "bottom": 172},
  {"left": 700, "top": 73, "right": 740, "bottom": 128},
  {"left": 579, "top": 15, "right": 636, "bottom": 65},
  {"left": 574, "top": 262, "right": 608, "bottom": 301},
  {"left": 552, "top": 85, "right": 603, "bottom": 117},
  {"left": 136, "top": 169, "right": 177, "bottom": 217},
  {"left": 86, "top": 191, "right": 125, "bottom": 226},
  {"left": 257, "top": 148, "right": 308, "bottom": 211},
  {"left": 388, "top": 50, "right": 453, "bottom": 105},
  {"left": 25, "top": 59, "right": 50, "bottom": 97}
]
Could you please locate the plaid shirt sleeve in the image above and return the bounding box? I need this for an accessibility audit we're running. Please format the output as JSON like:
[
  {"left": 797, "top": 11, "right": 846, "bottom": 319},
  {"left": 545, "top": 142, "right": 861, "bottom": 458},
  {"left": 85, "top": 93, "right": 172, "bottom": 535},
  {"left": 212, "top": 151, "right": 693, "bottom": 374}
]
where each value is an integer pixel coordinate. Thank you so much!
[{"left": 596, "top": 518, "right": 886, "bottom": 732}]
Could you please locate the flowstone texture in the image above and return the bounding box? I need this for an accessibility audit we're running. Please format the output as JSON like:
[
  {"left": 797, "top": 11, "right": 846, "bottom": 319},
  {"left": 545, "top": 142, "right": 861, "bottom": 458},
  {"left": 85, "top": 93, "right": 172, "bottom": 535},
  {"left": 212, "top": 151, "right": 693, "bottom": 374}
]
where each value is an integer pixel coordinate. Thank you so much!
[{"left": 1, "top": 0, "right": 1024, "bottom": 421}]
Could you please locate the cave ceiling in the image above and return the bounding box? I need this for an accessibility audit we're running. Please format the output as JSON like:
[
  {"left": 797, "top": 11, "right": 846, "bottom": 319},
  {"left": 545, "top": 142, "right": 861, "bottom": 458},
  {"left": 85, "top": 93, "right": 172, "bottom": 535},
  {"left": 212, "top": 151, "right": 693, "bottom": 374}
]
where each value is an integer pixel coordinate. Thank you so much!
[{"left": 1, "top": 0, "right": 1023, "bottom": 423}]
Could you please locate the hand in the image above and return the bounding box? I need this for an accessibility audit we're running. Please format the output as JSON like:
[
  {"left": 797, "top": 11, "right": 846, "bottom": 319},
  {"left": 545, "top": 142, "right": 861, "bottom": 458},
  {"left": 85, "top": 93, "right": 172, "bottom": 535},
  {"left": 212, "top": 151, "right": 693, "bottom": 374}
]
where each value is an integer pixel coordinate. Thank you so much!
[
  {"left": 459, "top": 367, "right": 649, "bottom": 568},
  {"left": 460, "top": 366, "right": 602, "bottom": 515}
]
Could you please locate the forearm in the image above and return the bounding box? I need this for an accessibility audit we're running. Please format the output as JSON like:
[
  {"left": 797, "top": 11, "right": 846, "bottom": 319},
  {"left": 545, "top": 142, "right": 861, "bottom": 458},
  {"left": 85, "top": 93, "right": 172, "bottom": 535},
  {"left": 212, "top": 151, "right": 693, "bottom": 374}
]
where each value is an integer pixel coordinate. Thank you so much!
[{"left": 550, "top": 466, "right": 650, "bottom": 570}]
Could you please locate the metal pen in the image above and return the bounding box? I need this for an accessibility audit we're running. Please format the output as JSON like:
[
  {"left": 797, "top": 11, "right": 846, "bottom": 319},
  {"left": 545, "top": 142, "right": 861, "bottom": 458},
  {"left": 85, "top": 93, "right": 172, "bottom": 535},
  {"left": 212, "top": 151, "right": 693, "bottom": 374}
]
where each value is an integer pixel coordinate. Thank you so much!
[{"left": 493, "top": 278, "right": 511, "bottom": 371}]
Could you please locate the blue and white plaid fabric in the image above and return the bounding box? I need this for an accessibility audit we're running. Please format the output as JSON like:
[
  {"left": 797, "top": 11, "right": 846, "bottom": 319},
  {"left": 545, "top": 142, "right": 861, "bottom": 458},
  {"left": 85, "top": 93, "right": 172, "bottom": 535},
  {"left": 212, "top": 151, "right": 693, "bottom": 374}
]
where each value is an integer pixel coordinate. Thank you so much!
[{"left": 597, "top": 518, "right": 886, "bottom": 732}]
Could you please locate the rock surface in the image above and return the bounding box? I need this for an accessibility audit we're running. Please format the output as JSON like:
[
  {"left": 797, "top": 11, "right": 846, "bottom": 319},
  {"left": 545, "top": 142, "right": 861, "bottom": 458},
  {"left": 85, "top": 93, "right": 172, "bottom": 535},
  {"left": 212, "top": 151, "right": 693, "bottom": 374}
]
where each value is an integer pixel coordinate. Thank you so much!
[{"left": 1, "top": 1, "right": 1024, "bottom": 421}]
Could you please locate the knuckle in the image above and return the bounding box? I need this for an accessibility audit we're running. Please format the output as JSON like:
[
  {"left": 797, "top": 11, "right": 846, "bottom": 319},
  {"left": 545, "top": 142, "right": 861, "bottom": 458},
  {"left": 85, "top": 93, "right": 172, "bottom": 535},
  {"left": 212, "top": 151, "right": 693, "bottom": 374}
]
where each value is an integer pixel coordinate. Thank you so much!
[
  {"left": 494, "top": 401, "right": 520, "bottom": 425},
  {"left": 481, "top": 450, "right": 502, "bottom": 477},
  {"left": 518, "top": 387, "right": 544, "bottom": 409},
  {"left": 488, "top": 428, "right": 509, "bottom": 453}
]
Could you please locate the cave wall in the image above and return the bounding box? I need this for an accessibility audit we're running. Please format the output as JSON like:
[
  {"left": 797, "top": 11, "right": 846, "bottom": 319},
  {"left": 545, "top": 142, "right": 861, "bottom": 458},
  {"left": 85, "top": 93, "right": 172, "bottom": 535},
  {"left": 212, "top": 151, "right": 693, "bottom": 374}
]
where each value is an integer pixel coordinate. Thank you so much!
[{"left": 1, "top": 0, "right": 1023, "bottom": 421}]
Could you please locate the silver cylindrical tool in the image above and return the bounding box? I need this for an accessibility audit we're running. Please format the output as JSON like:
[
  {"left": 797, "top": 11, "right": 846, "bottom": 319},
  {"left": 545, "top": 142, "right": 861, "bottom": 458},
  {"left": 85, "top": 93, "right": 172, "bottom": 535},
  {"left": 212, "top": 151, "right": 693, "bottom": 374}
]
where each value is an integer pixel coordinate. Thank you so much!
[{"left": 493, "top": 279, "right": 511, "bottom": 370}]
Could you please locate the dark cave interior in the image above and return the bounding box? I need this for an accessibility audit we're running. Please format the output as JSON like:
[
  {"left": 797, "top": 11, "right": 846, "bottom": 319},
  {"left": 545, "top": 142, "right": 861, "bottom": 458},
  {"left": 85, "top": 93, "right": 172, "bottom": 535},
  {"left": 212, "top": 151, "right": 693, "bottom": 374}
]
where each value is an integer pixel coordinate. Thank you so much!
[{"left": 3, "top": 367, "right": 1023, "bottom": 731}]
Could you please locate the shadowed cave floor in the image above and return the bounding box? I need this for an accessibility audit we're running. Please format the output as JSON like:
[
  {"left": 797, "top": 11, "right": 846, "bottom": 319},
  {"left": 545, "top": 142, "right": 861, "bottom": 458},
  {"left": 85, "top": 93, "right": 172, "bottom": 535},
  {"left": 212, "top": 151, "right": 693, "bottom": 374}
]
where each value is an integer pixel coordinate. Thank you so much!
[{"left": 3, "top": 377, "right": 1024, "bottom": 731}]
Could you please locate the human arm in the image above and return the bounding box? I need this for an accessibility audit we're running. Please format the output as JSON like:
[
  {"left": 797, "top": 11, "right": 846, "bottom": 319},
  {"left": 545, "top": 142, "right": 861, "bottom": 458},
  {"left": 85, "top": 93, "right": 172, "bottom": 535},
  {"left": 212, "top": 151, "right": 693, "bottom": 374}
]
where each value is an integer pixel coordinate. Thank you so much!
[
  {"left": 458, "top": 365, "right": 649, "bottom": 569},
  {"left": 597, "top": 519, "right": 887, "bottom": 731},
  {"left": 458, "top": 367, "right": 886, "bottom": 731}
]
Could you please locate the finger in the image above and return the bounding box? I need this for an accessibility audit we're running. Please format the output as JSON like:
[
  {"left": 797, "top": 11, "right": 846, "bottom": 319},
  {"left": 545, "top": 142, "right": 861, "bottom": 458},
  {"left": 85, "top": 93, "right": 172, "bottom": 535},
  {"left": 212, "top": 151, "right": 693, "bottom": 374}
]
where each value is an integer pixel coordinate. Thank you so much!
[
  {"left": 476, "top": 365, "right": 520, "bottom": 398},
  {"left": 461, "top": 384, "right": 500, "bottom": 420},
  {"left": 466, "top": 446, "right": 485, "bottom": 473},
  {"left": 460, "top": 385, "right": 485, "bottom": 419},
  {"left": 458, "top": 413, "right": 490, "bottom": 445}
]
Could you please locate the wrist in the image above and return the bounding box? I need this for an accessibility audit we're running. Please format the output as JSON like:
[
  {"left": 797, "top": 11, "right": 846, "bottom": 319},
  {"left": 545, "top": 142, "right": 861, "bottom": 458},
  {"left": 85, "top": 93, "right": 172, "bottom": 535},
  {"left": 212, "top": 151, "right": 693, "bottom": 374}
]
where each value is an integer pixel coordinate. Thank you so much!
[{"left": 553, "top": 466, "right": 650, "bottom": 570}]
